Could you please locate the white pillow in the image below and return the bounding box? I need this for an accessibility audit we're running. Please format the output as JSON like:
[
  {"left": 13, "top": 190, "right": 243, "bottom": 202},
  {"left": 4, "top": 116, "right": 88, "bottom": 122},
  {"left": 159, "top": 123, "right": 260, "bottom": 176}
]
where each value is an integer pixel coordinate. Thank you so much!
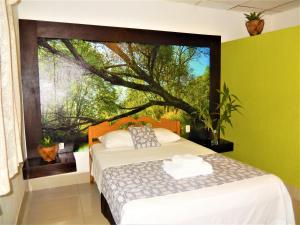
[
  {"left": 154, "top": 128, "right": 180, "bottom": 144},
  {"left": 98, "top": 130, "right": 134, "bottom": 149}
]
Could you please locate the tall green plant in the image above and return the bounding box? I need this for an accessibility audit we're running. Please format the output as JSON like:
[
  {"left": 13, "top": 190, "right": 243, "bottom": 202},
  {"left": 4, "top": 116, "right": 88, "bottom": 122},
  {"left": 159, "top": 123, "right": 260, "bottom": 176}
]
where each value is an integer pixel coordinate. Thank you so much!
[{"left": 201, "top": 83, "right": 241, "bottom": 136}]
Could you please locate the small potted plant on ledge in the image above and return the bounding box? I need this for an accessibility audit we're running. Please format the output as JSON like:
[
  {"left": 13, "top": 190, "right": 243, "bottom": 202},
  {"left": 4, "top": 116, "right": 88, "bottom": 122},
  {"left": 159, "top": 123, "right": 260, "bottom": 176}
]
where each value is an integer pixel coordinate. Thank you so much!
[
  {"left": 244, "top": 12, "right": 264, "bottom": 36},
  {"left": 38, "top": 136, "right": 58, "bottom": 162},
  {"left": 201, "top": 83, "right": 242, "bottom": 145}
]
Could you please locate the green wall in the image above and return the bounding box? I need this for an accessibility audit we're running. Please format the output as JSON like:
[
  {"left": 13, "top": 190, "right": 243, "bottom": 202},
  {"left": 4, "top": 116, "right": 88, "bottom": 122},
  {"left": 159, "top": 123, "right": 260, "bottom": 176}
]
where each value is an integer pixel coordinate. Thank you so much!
[{"left": 221, "top": 26, "right": 300, "bottom": 188}]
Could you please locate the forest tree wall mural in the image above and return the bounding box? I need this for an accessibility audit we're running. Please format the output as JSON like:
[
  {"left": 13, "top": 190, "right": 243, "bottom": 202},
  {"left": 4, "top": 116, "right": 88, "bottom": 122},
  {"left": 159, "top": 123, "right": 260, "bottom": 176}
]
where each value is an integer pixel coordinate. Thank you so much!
[
  {"left": 38, "top": 39, "right": 210, "bottom": 151},
  {"left": 20, "top": 20, "right": 220, "bottom": 155}
]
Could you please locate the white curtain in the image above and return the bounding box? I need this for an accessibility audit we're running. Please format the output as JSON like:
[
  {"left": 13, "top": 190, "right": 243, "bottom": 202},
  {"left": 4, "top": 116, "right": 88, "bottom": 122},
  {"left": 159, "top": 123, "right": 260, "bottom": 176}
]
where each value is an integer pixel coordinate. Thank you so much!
[{"left": 0, "top": 0, "right": 24, "bottom": 196}]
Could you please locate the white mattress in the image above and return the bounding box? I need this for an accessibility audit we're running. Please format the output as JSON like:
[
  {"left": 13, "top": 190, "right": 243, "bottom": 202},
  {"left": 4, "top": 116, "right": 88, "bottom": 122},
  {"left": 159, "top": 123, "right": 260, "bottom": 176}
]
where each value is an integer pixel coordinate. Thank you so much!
[{"left": 91, "top": 138, "right": 295, "bottom": 225}]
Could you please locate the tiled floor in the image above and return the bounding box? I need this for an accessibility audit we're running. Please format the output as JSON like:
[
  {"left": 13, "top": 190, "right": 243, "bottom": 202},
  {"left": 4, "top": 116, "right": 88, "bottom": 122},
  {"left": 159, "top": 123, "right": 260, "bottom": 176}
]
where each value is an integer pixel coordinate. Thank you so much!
[
  {"left": 19, "top": 183, "right": 109, "bottom": 225},
  {"left": 19, "top": 183, "right": 300, "bottom": 225}
]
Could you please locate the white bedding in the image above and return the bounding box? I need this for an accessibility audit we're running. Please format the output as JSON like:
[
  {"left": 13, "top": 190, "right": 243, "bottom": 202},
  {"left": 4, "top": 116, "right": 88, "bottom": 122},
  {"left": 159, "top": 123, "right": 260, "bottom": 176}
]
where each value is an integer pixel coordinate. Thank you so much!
[{"left": 91, "top": 138, "right": 295, "bottom": 225}]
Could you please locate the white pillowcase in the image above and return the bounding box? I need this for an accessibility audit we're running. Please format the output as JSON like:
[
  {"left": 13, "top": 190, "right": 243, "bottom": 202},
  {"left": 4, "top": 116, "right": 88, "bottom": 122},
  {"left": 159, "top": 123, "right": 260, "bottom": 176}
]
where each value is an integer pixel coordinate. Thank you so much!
[
  {"left": 98, "top": 130, "right": 134, "bottom": 149},
  {"left": 154, "top": 128, "right": 180, "bottom": 144},
  {"left": 98, "top": 128, "right": 180, "bottom": 149}
]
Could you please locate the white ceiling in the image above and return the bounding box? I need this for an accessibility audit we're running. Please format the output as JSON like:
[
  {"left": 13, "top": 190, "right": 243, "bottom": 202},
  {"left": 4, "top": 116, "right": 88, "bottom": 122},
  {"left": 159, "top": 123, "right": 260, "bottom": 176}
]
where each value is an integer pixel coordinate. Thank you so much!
[
  {"left": 20, "top": 0, "right": 300, "bottom": 15},
  {"left": 167, "top": 0, "right": 300, "bottom": 14}
]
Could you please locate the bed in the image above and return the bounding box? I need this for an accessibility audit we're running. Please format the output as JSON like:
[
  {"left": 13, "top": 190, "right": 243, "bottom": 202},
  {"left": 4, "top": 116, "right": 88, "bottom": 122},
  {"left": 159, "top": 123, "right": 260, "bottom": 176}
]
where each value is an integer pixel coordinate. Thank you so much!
[{"left": 88, "top": 116, "right": 295, "bottom": 225}]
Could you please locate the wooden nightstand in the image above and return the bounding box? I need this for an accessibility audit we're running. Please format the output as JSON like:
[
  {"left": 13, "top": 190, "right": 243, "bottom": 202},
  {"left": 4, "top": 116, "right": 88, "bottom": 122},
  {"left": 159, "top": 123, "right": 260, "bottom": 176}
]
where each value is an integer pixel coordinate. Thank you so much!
[
  {"left": 22, "top": 152, "right": 77, "bottom": 179},
  {"left": 188, "top": 137, "right": 234, "bottom": 153}
]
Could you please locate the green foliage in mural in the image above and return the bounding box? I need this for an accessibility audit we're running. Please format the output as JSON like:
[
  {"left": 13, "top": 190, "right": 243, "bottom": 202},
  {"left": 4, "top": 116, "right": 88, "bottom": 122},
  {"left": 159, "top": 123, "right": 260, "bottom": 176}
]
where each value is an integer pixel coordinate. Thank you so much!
[{"left": 38, "top": 38, "right": 210, "bottom": 145}]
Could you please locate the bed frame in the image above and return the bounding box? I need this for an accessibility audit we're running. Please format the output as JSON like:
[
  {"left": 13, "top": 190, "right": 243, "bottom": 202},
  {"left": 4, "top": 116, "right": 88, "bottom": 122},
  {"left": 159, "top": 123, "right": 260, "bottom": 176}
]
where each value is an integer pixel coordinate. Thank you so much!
[
  {"left": 101, "top": 193, "right": 116, "bottom": 225},
  {"left": 88, "top": 116, "right": 180, "bottom": 224},
  {"left": 88, "top": 116, "right": 180, "bottom": 183}
]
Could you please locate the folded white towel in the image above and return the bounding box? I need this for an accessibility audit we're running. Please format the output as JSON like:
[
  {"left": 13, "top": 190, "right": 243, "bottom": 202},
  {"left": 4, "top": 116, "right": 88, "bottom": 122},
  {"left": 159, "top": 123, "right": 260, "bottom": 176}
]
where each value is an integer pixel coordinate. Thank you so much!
[
  {"left": 163, "top": 155, "right": 213, "bottom": 180},
  {"left": 171, "top": 154, "right": 203, "bottom": 167}
]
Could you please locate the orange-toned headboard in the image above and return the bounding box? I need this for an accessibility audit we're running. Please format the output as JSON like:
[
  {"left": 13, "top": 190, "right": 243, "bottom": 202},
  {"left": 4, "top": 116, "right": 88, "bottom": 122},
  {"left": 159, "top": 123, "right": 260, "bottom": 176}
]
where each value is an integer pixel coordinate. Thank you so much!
[
  {"left": 88, "top": 116, "right": 180, "bottom": 183},
  {"left": 88, "top": 116, "right": 180, "bottom": 147}
]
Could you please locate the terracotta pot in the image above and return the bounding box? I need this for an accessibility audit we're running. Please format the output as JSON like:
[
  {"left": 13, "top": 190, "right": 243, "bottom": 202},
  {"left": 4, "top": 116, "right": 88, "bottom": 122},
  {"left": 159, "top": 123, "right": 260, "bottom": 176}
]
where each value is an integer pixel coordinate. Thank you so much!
[
  {"left": 246, "top": 19, "right": 264, "bottom": 36},
  {"left": 38, "top": 144, "right": 58, "bottom": 162}
]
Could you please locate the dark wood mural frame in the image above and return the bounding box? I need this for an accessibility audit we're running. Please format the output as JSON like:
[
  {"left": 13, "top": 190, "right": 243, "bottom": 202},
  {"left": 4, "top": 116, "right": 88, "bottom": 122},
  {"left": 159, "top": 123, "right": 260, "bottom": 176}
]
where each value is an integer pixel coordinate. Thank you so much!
[{"left": 19, "top": 19, "right": 221, "bottom": 158}]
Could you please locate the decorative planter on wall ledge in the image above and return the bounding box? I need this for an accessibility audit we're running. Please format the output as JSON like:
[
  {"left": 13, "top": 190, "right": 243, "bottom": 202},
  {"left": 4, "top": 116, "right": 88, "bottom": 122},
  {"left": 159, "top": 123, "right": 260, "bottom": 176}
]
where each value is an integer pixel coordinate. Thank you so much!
[
  {"left": 38, "top": 144, "right": 58, "bottom": 162},
  {"left": 246, "top": 19, "right": 265, "bottom": 36}
]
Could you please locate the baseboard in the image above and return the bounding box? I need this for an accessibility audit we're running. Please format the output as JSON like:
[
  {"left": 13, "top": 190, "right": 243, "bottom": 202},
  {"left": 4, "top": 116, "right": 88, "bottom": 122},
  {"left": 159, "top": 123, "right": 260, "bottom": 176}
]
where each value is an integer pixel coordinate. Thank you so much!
[
  {"left": 285, "top": 183, "right": 300, "bottom": 201},
  {"left": 28, "top": 172, "right": 89, "bottom": 191}
]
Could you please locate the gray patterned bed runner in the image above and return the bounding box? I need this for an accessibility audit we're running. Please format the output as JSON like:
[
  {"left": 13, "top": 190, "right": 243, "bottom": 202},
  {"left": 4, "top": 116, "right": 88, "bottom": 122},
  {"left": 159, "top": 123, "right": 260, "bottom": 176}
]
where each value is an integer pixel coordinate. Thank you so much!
[{"left": 101, "top": 154, "right": 266, "bottom": 224}]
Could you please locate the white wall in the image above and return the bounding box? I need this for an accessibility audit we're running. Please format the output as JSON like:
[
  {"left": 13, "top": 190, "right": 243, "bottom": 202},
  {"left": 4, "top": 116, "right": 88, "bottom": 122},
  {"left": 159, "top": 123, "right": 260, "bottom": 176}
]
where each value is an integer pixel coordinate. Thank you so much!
[
  {"left": 18, "top": 1, "right": 300, "bottom": 42},
  {"left": 0, "top": 166, "right": 27, "bottom": 225},
  {"left": 270, "top": 6, "right": 300, "bottom": 31},
  {"left": 17, "top": 0, "right": 274, "bottom": 42}
]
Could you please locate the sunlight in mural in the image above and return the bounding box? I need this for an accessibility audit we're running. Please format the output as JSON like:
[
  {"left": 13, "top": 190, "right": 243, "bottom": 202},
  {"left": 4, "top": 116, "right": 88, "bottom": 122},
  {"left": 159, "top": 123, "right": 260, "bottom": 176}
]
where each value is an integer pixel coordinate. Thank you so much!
[{"left": 38, "top": 38, "right": 210, "bottom": 150}]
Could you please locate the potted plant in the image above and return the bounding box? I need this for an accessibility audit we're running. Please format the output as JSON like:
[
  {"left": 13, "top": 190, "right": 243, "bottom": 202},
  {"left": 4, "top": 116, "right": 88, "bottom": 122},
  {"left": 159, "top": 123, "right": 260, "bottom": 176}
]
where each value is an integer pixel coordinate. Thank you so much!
[
  {"left": 189, "top": 117, "right": 210, "bottom": 142},
  {"left": 37, "top": 136, "right": 58, "bottom": 162},
  {"left": 244, "top": 12, "right": 264, "bottom": 36},
  {"left": 200, "top": 83, "right": 242, "bottom": 145}
]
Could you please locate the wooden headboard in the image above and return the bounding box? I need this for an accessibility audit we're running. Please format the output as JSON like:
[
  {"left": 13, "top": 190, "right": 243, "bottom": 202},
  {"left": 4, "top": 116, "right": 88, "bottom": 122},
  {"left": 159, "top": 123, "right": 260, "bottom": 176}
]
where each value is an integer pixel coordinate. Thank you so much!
[{"left": 88, "top": 116, "right": 180, "bottom": 147}]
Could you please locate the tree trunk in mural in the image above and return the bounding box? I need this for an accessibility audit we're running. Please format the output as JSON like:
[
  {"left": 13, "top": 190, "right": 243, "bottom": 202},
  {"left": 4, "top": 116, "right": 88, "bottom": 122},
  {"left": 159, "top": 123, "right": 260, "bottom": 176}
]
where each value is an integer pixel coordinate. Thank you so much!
[{"left": 38, "top": 38, "right": 210, "bottom": 141}]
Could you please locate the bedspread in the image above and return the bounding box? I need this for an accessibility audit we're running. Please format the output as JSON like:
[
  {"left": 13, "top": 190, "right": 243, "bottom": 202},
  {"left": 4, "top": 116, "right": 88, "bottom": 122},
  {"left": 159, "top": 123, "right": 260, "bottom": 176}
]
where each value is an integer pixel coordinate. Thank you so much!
[
  {"left": 92, "top": 139, "right": 295, "bottom": 225},
  {"left": 101, "top": 154, "right": 266, "bottom": 224}
]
